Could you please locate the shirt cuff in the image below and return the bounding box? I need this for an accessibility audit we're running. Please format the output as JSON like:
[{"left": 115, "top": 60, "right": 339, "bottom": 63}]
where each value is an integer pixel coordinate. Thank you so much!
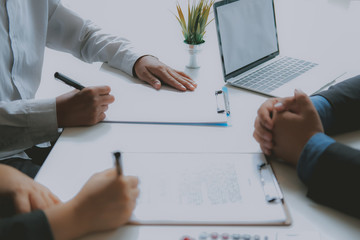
[
  {"left": 310, "top": 95, "right": 334, "bottom": 132},
  {"left": 297, "top": 132, "right": 335, "bottom": 185},
  {"left": 27, "top": 98, "right": 59, "bottom": 142}
]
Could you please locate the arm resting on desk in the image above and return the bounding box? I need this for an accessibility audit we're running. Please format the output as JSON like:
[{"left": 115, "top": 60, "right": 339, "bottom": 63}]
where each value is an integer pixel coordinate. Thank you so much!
[
  {"left": 316, "top": 75, "right": 360, "bottom": 135},
  {"left": 304, "top": 142, "right": 360, "bottom": 219}
]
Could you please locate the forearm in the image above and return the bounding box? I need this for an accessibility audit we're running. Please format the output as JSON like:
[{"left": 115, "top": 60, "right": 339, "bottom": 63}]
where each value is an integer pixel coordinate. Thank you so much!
[
  {"left": 45, "top": 202, "right": 87, "bottom": 240},
  {"left": 316, "top": 75, "right": 360, "bottom": 134},
  {"left": 306, "top": 142, "right": 360, "bottom": 218},
  {"left": 0, "top": 99, "right": 59, "bottom": 158},
  {"left": 297, "top": 133, "right": 335, "bottom": 185},
  {"left": 310, "top": 95, "right": 334, "bottom": 133}
]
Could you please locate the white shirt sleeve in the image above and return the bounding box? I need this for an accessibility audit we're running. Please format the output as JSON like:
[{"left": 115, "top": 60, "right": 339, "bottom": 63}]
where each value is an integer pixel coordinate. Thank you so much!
[
  {"left": 0, "top": 99, "right": 59, "bottom": 159},
  {"left": 46, "top": 3, "right": 147, "bottom": 76}
]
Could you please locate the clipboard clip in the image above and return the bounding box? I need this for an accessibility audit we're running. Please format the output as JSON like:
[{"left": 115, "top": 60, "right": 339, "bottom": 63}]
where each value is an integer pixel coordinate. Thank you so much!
[
  {"left": 215, "top": 87, "right": 230, "bottom": 116},
  {"left": 258, "top": 163, "right": 283, "bottom": 203}
]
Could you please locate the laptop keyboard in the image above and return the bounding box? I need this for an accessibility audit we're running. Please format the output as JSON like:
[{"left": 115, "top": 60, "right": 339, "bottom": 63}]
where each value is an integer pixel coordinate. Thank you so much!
[{"left": 232, "top": 57, "right": 318, "bottom": 94}]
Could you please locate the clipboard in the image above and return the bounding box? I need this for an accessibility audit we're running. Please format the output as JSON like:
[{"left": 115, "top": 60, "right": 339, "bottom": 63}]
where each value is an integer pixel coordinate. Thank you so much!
[
  {"left": 122, "top": 152, "right": 291, "bottom": 226},
  {"left": 215, "top": 87, "right": 230, "bottom": 116},
  {"left": 97, "top": 64, "right": 230, "bottom": 125}
]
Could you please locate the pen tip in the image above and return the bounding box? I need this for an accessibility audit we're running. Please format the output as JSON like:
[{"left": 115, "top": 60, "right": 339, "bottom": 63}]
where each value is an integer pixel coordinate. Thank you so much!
[{"left": 113, "top": 151, "right": 121, "bottom": 159}]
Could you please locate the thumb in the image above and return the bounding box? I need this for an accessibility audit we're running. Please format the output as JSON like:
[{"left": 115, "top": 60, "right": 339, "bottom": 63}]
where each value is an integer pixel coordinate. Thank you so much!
[
  {"left": 293, "top": 89, "right": 313, "bottom": 112},
  {"left": 273, "top": 96, "right": 296, "bottom": 112}
]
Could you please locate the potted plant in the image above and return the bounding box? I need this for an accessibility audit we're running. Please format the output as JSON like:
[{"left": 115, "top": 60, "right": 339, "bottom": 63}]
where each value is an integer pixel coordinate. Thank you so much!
[{"left": 175, "top": 0, "right": 215, "bottom": 68}]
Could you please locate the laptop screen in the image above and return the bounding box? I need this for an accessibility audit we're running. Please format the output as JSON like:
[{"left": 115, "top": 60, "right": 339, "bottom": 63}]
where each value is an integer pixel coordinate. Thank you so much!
[{"left": 214, "top": 0, "right": 279, "bottom": 79}]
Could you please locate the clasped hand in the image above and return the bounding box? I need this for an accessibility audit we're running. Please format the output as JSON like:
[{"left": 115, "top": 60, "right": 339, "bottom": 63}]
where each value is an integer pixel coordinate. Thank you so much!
[{"left": 253, "top": 89, "right": 324, "bottom": 165}]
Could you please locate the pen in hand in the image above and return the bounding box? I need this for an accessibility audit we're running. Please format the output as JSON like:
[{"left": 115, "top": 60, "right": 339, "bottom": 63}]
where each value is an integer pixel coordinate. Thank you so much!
[
  {"left": 113, "top": 151, "right": 123, "bottom": 176},
  {"left": 54, "top": 72, "right": 85, "bottom": 90}
]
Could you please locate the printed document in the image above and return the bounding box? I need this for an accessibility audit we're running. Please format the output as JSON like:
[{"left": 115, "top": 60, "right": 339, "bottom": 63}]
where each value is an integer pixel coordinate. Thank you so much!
[{"left": 123, "top": 153, "right": 289, "bottom": 225}]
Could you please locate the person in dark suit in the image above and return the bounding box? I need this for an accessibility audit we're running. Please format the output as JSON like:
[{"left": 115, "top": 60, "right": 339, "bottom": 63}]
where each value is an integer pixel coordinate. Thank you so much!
[{"left": 253, "top": 76, "right": 360, "bottom": 218}]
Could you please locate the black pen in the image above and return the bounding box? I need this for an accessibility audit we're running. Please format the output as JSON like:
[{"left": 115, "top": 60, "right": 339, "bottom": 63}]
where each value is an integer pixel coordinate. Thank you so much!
[
  {"left": 113, "top": 151, "right": 123, "bottom": 176},
  {"left": 54, "top": 72, "right": 85, "bottom": 90}
]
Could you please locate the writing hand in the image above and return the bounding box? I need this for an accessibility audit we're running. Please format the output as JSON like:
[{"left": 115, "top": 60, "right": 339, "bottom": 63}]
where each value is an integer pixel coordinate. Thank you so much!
[
  {"left": 56, "top": 86, "right": 115, "bottom": 127},
  {"left": 134, "top": 55, "right": 197, "bottom": 91},
  {"left": 46, "top": 169, "right": 139, "bottom": 240}
]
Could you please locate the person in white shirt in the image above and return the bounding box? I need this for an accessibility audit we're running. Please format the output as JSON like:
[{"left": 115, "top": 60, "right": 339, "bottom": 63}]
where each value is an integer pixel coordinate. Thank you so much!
[
  {"left": 0, "top": 0, "right": 196, "bottom": 236},
  {"left": 0, "top": 0, "right": 197, "bottom": 166}
]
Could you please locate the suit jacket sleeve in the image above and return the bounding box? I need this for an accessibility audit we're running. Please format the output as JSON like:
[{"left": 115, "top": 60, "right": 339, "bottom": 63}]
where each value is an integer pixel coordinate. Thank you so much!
[
  {"left": 316, "top": 75, "right": 360, "bottom": 135},
  {"left": 304, "top": 76, "right": 360, "bottom": 218},
  {"left": 306, "top": 142, "right": 360, "bottom": 218},
  {"left": 0, "top": 210, "right": 54, "bottom": 240}
]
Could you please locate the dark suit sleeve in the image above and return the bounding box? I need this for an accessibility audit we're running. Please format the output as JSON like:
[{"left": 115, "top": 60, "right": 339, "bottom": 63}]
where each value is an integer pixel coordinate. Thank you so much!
[
  {"left": 0, "top": 210, "right": 54, "bottom": 240},
  {"left": 316, "top": 75, "right": 360, "bottom": 135},
  {"left": 302, "top": 76, "right": 360, "bottom": 218},
  {"left": 306, "top": 142, "right": 360, "bottom": 218}
]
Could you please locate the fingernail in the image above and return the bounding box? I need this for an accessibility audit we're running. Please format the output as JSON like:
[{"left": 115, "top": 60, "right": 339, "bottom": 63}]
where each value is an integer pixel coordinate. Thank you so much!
[
  {"left": 274, "top": 102, "right": 283, "bottom": 108},
  {"left": 295, "top": 88, "right": 304, "bottom": 94}
]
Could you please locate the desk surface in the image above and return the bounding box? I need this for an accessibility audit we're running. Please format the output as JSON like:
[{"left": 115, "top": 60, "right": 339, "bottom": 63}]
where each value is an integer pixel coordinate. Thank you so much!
[{"left": 36, "top": 0, "right": 360, "bottom": 239}]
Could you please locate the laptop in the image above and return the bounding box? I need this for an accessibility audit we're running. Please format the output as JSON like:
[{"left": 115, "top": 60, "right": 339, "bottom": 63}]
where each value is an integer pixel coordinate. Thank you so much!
[{"left": 213, "top": 0, "right": 344, "bottom": 97}]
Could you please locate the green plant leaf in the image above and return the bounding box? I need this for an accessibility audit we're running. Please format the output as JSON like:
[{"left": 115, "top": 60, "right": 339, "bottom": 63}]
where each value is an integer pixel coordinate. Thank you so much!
[{"left": 175, "top": 0, "right": 215, "bottom": 45}]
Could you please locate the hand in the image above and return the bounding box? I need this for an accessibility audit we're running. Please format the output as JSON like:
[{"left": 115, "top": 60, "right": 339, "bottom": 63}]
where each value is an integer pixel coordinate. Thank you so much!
[
  {"left": 0, "top": 165, "right": 60, "bottom": 214},
  {"left": 46, "top": 169, "right": 139, "bottom": 240},
  {"left": 72, "top": 169, "right": 139, "bottom": 232},
  {"left": 56, "top": 86, "right": 115, "bottom": 127},
  {"left": 253, "top": 96, "right": 296, "bottom": 155},
  {"left": 134, "top": 55, "right": 197, "bottom": 91},
  {"left": 272, "top": 90, "right": 324, "bottom": 165}
]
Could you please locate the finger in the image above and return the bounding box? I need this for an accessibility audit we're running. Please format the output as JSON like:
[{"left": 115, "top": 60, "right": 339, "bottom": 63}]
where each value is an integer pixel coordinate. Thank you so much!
[
  {"left": 257, "top": 102, "right": 275, "bottom": 130},
  {"left": 130, "top": 188, "right": 140, "bottom": 200},
  {"left": 168, "top": 70, "right": 196, "bottom": 91},
  {"left": 260, "top": 145, "right": 272, "bottom": 156},
  {"left": 139, "top": 69, "right": 162, "bottom": 90},
  {"left": 254, "top": 117, "right": 273, "bottom": 142},
  {"left": 86, "top": 85, "right": 111, "bottom": 95},
  {"left": 151, "top": 68, "right": 186, "bottom": 91},
  {"left": 39, "top": 185, "right": 60, "bottom": 207},
  {"left": 125, "top": 176, "right": 139, "bottom": 188},
  {"left": 40, "top": 192, "right": 54, "bottom": 209},
  {"left": 253, "top": 131, "right": 273, "bottom": 149},
  {"left": 29, "top": 192, "right": 48, "bottom": 210},
  {"left": 97, "top": 112, "right": 106, "bottom": 122},
  {"left": 98, "top": 94, "right": 115, "bottom": 105},
  {"left": 100, "top": 105, "right": 109, "bottom": 113},
  {"left": 253, "top": 130, "right": 273, "bottom": 154},
  {"left": 13, "top": 194, "right": 31, "bottom": 214},
  {"left": 49, "top": 192, "right": 61, "bottom": 204},
  {"left": 175, "top": 70, "right": 197, "bottom": 86},
  {"left": 274, "top": 96, "right": 296, "bottom": 112},
  {"left": 294, "top": 89, "right": 313, "bottom": 110}
]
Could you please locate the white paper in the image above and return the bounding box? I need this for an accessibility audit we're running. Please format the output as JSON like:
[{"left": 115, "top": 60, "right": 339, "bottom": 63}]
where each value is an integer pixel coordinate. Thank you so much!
[
  {"left": 99, "top": 64, "right": 228, "bottom": 124},
  {"left": 123, "top": 153, "right": 287, "bottom": 225}
]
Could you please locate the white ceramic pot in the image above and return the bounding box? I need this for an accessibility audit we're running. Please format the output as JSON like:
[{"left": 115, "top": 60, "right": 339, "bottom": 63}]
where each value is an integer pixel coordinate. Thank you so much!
[{"left": 185, "top": 42, "right": 204, "bottom": 69}]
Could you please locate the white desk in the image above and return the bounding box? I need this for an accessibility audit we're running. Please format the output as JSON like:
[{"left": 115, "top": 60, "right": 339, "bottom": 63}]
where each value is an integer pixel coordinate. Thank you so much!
[{"left": 36, "top": 0, "right": 360, "bottom": 239}]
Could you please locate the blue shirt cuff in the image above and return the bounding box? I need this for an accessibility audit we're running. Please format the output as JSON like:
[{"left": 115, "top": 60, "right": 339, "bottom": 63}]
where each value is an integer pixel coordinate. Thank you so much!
[
  {"left": 310, "top": 95, "right": 333, "bottom": 132},
  {"left": 297, "top": 132, "right": 335, "bottom": 185}
]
